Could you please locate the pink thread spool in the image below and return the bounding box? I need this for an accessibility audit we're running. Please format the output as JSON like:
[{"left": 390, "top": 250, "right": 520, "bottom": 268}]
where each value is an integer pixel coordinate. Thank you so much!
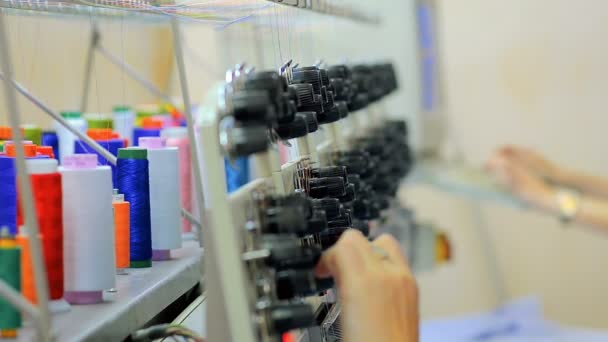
[{"left": 161, "top": 127, "right": 192, "bottom": 235}]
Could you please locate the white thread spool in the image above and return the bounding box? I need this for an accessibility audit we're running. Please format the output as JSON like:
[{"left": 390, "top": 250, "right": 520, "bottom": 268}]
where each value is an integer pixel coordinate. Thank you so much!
[
  {"left": 113, "top": 106, "right": 136, "bottom": 144},
  {"left": 53, "top": 111, "right": 87, "bottom": 163},
  {"left": 59, "top": 154, "right": 116, "bottom": 304},
  {"left": 139, "top": 137, "right": 182, "bottom": 260}
]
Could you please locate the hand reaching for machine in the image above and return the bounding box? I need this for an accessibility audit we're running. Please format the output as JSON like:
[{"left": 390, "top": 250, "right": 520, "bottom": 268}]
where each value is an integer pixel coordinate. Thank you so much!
[
  {"left": 486, "top": 151, "right": 556, "bottom": 210},
  {"left": 498, "top": 145, "right": 562, "bottom": 182},
  {"left": 315, "top": 230, "right": 419, "bottom": 342}
]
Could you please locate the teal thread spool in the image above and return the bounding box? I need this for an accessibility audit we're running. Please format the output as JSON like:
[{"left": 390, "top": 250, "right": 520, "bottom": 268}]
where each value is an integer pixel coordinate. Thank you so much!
[{"left": 0, "top": 227, "right": 22, "bottom": 338}]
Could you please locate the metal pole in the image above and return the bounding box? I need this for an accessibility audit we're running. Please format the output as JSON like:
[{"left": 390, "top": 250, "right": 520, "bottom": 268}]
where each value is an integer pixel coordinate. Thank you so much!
[
  {"left": 0, "top": 72, "right": 118, "bottom": 165},
  {"left": 181, "top": 208, "right": 202, "bottom": 230},
  {"left": 0, "top": 280, "right": 41, "bottom": 331},
  {"left": 171, "top": 18, "right": 206, "bottom": 246},
  {"left": 80, "top": 27, "right": 100, "bottom": 113},
  {"left": 96, "top": 43, "right": 174, "bottom": 104},
  {"left": 0, "top": 11, "right": 51, "bottom": 342}
]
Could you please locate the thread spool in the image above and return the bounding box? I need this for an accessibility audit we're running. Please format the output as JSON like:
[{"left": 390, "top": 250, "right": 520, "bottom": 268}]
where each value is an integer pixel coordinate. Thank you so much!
[
  {"left": 16, "top": 232, "right": 38, "bottom": 304},
  {"left": 41, "top": 132, "right": 59, "bottom": 160},
  {"left": 4, "top": 141, "right": 37, "bottom": 158},
  {"left": 22, "top": 125, "right": 42, "bottom": 146},
  {"left": 152, "top": 115, "right": 173, "bottom": 128},
  {"left": 37, "top": 146, "right": 55, "bottom": 159},
  {"left": 74, "top": 138, "right": 125, "bottom": 186},
  {"left": 6, "top": 143, "right": 45, "bottom": 231},
  {"left": 54, "top": 111, "right": 88, "bottom": 162},
  {"left": 86, "top": 115, "right": 114, "bottom": 130},
  {"left": 0, "top": 126, "right": 15, "bottom": 140},
  {"left": 0, "top": 228, "right": 21, "bottom": 338},
  {"left": 60, "top": 154, "right": 115, "bottom": 304},
  {"left": 133, "top": 118, "right": 162, "bottom": 147},
  {"left": 24, "top": 157, "right": 69, "bottom": 312},
  {"left": 139, "top": 137, "right": 182, "bottom": 260},
  {"left": 117, "top": 148, "right": 152, "bottom": 268},
  {"left": 113, "top": 106, "right": 135, "bottom": 145},
  {"left": 135, "top": 106, "right": 157, "bottom": 127},
  {"left": 0, "top": 157, "right": 18, "bottom": 235},
  {"left": 113, "top": 190, "right": 130, "bottom": 273},
  {"left": 161, "top": 127, "right": 192, "bottom": 234}
]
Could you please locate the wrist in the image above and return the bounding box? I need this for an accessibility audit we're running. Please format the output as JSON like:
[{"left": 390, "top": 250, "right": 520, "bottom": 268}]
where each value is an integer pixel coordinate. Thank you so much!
[
  {"left": 551, "top": 166, "right": 572, "bottom": 186},
  {"left": 530, "top": 186, "right": 559, "bottom": 213},
  {"left": 554, "top": 189, "right": 581, "bottom": 223}
]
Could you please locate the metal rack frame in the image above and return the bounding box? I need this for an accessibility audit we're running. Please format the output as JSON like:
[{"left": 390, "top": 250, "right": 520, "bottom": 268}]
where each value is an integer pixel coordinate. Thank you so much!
[{"left": 0, "top": 0, "right": 379, "bottom": 24}]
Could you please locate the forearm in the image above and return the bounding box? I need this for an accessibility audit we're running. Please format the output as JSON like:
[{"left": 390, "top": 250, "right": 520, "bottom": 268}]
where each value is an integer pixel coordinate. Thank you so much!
[
  {"left": 575, "top": 195, "right": 608, "bottom": 234},
  {"left": 555, "top": 168, "right": 608, "bottom": 199}
]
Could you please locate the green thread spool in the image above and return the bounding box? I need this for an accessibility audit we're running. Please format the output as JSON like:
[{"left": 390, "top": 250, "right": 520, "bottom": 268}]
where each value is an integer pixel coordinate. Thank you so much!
[
  {"left": 0, "top": 141, "right": 5, "bottom": 153},
  {"left": 87, "top": 117, "right": 114, "bottom": 130},
  {"left": 0, "top": 228, "right": 22, "bottom": 335},
  {"left": 22, "top": 125, "right": 42, "bottom": 146}
]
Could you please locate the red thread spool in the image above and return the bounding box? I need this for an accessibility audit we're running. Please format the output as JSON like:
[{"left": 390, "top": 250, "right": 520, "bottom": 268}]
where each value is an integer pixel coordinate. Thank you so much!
[
  {"left": 21, "top": 159, "right": 64, "bottom": 302},
  {"left": 31, "top": 172, "right": 64, "bottom": 300},
  {"left": 36, "top": 146, "right": 55, "bottom": 158}
]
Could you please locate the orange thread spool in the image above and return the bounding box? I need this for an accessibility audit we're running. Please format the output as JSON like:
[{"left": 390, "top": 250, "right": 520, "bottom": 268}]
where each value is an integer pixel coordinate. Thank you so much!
[
  {"left": 113, "top": 192, "right": 131, "bottom": 270},
  {"left": 16, "top": 234, "right": 40, "bottom": 304},
  {"left": 142, "top": 117, "right": 163, "bottom": 129},
  {"left": 0, "top": 127, "right": 25, "bottom": 140},
  {"left": 5, "top": 143, "right": 37, "bottom": 158},
  {"left": 88, "top": 128, "right": 119, "bottom": 141}
]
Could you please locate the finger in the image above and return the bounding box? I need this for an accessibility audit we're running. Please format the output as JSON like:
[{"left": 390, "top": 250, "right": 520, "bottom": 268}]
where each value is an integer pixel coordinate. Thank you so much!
[
  {"left": 372, "top": 234, "right": 410, "bottom": 269},
  {"left": 315, "top": 229, "right": 373, "bottom": 280}
]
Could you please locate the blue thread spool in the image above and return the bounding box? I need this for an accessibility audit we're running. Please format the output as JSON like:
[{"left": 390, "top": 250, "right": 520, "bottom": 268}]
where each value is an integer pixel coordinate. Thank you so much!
[
  {"left": 225, "top": 157, "right": 250, "bottom": 193},
  {"left": 74, "top": 138, "right": 124, "bottom": 186},
  {"left": 0, "top": 157, "right": 17, "bottom": 235},
  {"left": 132, "top": 128, "right": 161, "bottom": 147},
  {"left": 42, "top": 131, "right": 60, "bottom": 161},
  {"left": 116, "top": 148, "right": 152, "bottom": 268}
]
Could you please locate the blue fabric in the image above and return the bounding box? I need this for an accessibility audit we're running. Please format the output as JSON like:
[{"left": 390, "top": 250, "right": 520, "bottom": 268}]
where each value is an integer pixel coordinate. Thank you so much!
[
  {"left": 225, "top": 157, "right": 250, "bottom": 193},
  {"left": 422, "top": 297, "right": 608, "bottom": 342}
]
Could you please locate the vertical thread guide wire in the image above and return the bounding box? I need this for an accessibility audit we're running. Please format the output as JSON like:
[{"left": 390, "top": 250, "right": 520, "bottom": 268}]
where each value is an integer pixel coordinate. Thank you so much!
[{"left": 0, "top": 10, "right": 51, "bottom": 342}]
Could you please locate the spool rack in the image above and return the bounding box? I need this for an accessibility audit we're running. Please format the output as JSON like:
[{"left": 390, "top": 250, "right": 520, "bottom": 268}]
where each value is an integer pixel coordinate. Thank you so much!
[
  {"left": 12, "top": 241, "right": 202, "bottom": 341},
  {"left": 0, "top": 1, "right": 378, "bottom": 341}
]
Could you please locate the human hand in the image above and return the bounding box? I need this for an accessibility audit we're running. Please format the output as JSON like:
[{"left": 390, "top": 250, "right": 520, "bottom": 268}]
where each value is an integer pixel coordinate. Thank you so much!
[
  {"left": 498, "top": 145, "right": 562, "bottom": 182},
  {"left": 486, "top": 153, "right": 556, "bottom": 210},
  {"left": 315, "top": 230, "right": 419, "bottom": 342}
]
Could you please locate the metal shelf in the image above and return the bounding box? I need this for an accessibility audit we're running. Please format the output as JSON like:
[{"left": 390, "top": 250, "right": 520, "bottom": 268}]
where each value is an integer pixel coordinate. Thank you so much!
[
  {"left": 0, "top": 0, "right": 378, "bottom": 24},
  {"left": 409, "top": 158, "right": 526, "bottom": 209},
  {"left": 7, "top": 241, "right": 202, "bottom": 342}
]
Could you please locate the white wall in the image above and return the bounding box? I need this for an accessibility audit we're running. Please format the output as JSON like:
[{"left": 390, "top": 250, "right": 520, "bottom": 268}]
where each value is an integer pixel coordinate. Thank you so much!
[
  {"left": 408, "top": 0, "right": 608, "bottom": 328},
  {"left": 0, "top": 13, "right": 173, "bottom": 128}
]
